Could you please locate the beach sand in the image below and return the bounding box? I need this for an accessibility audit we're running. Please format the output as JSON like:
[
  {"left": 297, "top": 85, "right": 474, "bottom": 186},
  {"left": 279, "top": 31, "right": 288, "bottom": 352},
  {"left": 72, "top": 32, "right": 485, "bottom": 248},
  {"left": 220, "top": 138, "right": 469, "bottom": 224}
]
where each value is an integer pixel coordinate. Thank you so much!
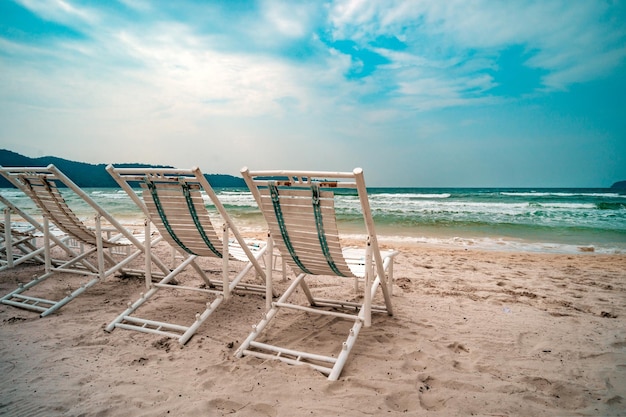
[{"left": 1, "top": 239, "right": 625, "bottom": 416}]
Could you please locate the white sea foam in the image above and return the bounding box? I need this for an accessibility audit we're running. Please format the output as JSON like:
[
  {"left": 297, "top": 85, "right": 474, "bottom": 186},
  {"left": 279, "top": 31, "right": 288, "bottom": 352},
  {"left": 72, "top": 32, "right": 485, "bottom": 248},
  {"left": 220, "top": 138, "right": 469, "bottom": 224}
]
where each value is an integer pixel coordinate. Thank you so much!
[
  {"left": 370, "top": 193, "right": 451, "bottom": 199},
  {"left": 88, "top": 190, "right": 129, "bottom": 199},
  {"left": 501, "top": 191, "right": 625, "bottom": 198},
  {"left": 374, "top": 235, "right": 626, "bottom": 255}
]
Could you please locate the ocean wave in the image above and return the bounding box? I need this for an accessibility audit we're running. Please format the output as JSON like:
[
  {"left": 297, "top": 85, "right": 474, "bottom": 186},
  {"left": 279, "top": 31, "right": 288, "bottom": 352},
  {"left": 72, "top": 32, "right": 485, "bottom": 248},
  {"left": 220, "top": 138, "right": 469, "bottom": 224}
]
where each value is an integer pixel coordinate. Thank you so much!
[
  {"left": 88, "top": 192, "right": 130, "bottom": 200},
  {"left": 364, "top": 200, "right": 597, "bottom": 216},
  {"left": 596, "top": 202, "right": 626, "bottom": 210},
  {"left": 501, "top": 191, "right": 625, "bottom": 198},
  {"left": 370, "top": 193, "right": 451, "bottom": 199}
]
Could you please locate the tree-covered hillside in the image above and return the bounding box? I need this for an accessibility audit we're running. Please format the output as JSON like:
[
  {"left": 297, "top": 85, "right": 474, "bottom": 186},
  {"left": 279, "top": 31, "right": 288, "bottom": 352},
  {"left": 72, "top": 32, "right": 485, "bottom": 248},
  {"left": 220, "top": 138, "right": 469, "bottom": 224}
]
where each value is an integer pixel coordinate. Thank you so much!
[{"left": 0, "top": 149, "right": 246, "bottom": 188}]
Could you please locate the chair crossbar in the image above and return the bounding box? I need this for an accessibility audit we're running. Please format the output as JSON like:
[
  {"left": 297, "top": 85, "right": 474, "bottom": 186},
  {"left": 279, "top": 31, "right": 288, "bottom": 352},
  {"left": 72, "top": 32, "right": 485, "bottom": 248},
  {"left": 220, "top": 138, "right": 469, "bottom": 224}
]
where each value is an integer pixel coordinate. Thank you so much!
[
  {"left": 53, "top": 267, "right": 100, "bottom": 276},
  {"left": 120, "top": 315, "right": 190, "bottom": 332},
  {"left": 273, "top": 301, "right": 363, "bottom": 321},
  {"left": 114, "top": 322, "right": 187, "bottom": 339},
  {"left": 2, "top": 247, "right": 44, "bottom": 266},
  {"left": 153, "top": 282, "right": 223, "bottom": 295},
  {"left": 249, "top": 341, "right": 338, "bottom": 364},
  {"left": 242, "top": 348, "right": 334, "bottom": 376},
  {"left": 197, "top": 279, "right": 267, "bottom": 294},
  {"left": 3, "top": 234, "right": 35, "bottom": 248},
  {"left": 2, "top": 293, "right": 54, "bottom": 312},
  {"left": 312, "top": 298, "right": 388, "bottom": 313}
]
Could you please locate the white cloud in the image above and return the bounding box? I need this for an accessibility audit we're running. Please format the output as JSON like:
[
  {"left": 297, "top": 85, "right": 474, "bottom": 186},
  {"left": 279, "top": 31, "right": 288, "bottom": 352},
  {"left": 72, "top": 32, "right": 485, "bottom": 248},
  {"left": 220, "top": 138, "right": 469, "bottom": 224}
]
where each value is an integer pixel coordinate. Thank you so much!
[
  {"left": 117, "top": 0, "right": 152, "bottom": 13},
  {"left": 261, "top": 0, "right": 312, "bottom": 38},
  {"left": 15, "top": 0, "right": 99, "bottom": 27},
  {"left": 1, "top": 0, "right": 625, "bottom": 185},
  {"left": 328, "top": 0, "right": 626, "bottom": 93},
  {"left": 0, "top": 2, "right": 358, "bottom": 172}
]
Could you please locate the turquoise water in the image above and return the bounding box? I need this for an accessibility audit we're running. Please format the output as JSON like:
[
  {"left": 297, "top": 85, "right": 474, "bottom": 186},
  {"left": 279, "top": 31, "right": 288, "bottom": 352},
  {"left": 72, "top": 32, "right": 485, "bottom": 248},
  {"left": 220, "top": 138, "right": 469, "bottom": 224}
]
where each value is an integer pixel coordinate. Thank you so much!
[
  {"left": 2, "top": 187, "right": 625, "bottom": 254},
  {"left": 361, "top": 188, "right": 626, "bottom": 253}
]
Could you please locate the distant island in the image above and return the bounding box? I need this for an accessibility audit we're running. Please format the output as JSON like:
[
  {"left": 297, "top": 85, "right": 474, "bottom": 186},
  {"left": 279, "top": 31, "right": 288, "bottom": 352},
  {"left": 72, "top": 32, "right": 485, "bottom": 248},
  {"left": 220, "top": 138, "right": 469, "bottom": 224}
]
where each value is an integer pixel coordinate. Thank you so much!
[
  {"left": 0, "top": 149, "right": 246, "bottom": 188},
  {"left": 611, "top": 180, "right": 626, "bottom": 190}
]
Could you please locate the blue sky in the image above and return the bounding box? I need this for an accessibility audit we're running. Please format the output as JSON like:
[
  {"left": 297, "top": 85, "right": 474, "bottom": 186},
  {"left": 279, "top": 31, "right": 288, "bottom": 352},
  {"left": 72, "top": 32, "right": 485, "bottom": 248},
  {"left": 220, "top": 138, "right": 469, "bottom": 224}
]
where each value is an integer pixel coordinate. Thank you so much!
[{"left": 0, "top": 0, "right": 625, "bottom": 187}]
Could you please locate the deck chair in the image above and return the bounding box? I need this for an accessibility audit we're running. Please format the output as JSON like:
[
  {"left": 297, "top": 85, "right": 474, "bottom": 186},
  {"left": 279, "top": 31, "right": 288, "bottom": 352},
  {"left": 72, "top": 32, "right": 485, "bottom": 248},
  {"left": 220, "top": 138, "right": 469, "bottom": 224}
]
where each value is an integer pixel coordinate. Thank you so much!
[
  {"left": 0, "top": 165, "right": 169, "bottom": 317},
  {"left": 105, "top": 165, "right": 271, "bottom": 345},
  {"left": 237, "top": 167, "right": 399, "bottom": 380},
  {"left": 0, "top": 194, "right": 67, "bottom": 271}
]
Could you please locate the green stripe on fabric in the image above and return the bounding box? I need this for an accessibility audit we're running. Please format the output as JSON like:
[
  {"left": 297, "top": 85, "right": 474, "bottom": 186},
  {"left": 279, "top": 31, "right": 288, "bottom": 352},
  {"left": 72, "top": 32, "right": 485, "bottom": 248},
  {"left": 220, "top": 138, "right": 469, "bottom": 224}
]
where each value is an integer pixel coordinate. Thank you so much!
[
  {"left": 268, "top": 182, "right": 312, "bottom": 274},
  {"left": 311, "top": 184, "right": 345, "bottom": 277},
  {"left": 181, "top": 183, "right": 222, "bottom": 258},
  {"left": 146, "top": 180, "right": 197, "bottom": 256}
]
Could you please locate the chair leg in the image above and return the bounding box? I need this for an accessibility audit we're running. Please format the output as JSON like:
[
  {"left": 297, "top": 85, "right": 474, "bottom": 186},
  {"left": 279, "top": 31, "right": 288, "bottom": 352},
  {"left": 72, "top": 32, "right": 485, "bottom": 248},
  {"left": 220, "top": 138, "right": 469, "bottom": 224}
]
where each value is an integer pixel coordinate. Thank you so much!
[
  {"left": 40, "top": 277, "right": 100, "bottom": 317},
  {"left": 106, "top": 253, "right": 260, "bottom": 344},
  {"left": 236, "top": 273, "right": 306, "bottom": 359},
  {"left": 265, "top": 235, "right": 273, "bottom": 311},
  {"left": 43, "top": 217, "right": 51, "bottom": 274},
  {"left": 3, "top": 208, "right": 13, "bottom": 269},
  {"left": 222, "top": 224, "right": 230, "bottom": 301},
  {"left": 236, "top": 272, "right": 382, "bottom": 380},
  {"left": 105, "top": 255, "right": 197, "bottom": 333},
  {"left": 95, "top": 214, "right": 105, "bottom": 280},
  {"left": 329, "top": 317, "right": 363, "bottom": 381}
]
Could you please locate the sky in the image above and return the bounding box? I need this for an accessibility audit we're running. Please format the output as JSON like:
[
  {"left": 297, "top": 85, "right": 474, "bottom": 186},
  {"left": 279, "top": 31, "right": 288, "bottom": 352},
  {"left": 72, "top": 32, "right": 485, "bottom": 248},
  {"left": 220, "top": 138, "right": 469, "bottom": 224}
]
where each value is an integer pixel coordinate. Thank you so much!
[{"left": 0, "top": 0, "right": 625, "bottom": 187}]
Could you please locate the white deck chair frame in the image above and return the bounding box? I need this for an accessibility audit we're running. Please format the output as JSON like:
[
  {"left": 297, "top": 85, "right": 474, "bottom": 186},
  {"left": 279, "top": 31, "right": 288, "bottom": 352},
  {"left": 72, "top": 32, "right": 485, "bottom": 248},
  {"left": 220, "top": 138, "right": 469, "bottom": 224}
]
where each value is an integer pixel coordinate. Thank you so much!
[
  {"left": 237, "top": 167, "right": 398, "bottom": 380},
  {"left": 106, "top": 165, "right": 271, "bottom": 345},
  {"left": 0, "top": 194, "right": 75, "bottom": 271},
  {"left": 0, "top": 165, "right": 169, "bottom": 317}
]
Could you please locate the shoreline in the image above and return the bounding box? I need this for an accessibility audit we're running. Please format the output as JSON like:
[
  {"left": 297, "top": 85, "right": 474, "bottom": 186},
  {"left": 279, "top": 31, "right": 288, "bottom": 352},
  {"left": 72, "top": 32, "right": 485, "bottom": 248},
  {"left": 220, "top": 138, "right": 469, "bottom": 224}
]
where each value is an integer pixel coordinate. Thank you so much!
[
  {"left": 375, "top": 234, "right": 623, "bottom": 255},
  {"left": 234, "top": 217, "right": 626, "bottom": 255},
  {"left": 7, "top": 214, "right": 626, "bottom": 256},
  {"left": 2, "top": 186, "right": 624, "bottom": 255}
]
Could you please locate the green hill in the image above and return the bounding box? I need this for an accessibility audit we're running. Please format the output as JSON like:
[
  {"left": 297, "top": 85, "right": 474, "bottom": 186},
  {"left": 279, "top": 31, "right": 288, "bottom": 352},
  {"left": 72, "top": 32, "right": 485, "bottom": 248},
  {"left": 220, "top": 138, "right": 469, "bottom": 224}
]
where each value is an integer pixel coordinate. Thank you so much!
[{"left": 0, "top": 149, "right": 246, "bottom": 188}]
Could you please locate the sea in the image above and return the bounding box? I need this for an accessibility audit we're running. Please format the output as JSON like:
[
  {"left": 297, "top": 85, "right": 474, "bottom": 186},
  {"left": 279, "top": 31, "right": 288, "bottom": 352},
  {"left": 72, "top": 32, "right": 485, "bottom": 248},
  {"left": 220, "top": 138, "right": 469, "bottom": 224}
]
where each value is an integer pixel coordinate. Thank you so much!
[{"left": 2, "top": 186, "right": 625, "bottom": 255}]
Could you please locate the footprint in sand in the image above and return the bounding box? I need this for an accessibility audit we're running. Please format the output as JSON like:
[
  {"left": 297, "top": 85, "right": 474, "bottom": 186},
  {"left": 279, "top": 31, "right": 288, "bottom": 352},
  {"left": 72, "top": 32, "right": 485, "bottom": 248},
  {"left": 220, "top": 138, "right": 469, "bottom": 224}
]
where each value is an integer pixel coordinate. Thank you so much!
[
  {"left": 447, "top": 342, "right": 469, "bottom": 353},
  {"left": 207, "top": 399, "right": 277, "bottom": 417},
  {"left": 385, "top": 390, "right": 422, "bottom": 413}
]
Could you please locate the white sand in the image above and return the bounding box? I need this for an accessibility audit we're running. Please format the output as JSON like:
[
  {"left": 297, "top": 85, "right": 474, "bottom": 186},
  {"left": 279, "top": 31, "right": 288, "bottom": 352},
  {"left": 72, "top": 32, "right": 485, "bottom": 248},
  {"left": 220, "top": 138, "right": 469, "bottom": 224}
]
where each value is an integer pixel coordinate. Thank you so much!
[{"left": 1, "top": 240, "right": 625, "bottom": 416}]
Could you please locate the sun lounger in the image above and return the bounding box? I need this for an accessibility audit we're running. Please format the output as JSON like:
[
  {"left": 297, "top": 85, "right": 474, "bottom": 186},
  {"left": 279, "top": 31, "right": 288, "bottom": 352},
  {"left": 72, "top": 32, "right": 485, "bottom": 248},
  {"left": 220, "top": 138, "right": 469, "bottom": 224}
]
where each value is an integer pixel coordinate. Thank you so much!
[
  {"left": 0, "top": 165, "right": 169, "bottom": 317},
  {"left": 105, "top": 165, "right": 272, "bottom": 344},
  {"left": 0, "top": 193, "right": 81, "bottom": 271},
  {"left": 237, "top": 167, "right": 398, "bottom": 380}
]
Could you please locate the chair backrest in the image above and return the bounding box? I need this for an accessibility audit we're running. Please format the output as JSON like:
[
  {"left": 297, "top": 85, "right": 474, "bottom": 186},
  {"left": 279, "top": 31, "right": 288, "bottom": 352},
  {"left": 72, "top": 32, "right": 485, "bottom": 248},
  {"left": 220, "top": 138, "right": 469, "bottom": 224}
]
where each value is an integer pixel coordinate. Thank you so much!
[
  {"left": 106, "top": 165, "right": 257, "bottom": 264},
  {"left": 139, "top": 177, "right": 224, "bottom": 258},
  {"left": 0, "top": 165, "right": 121, "bottom": 247},
  {"left": 241, "top": 167, "right": 383, "bottom": 278}
]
